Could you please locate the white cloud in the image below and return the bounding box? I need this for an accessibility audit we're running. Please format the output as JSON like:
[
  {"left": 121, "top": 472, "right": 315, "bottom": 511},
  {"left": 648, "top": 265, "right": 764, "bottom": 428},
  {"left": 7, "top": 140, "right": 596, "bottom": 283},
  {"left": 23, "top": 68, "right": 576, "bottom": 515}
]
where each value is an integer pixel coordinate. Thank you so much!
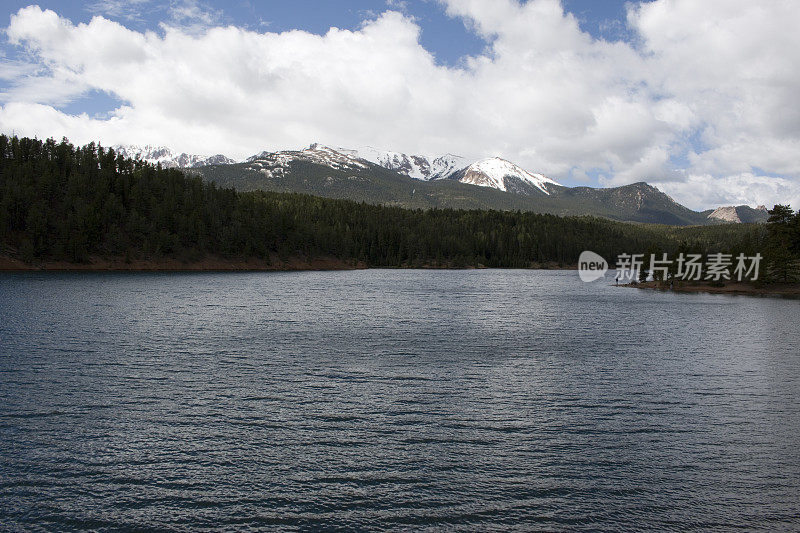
[
  {"left": 653, "top": 173, "right": 800, "bottom": 212},
  {"left": 86, "top": 0, "right": 152, "bottom": 22},
  {"left": 385, "top": 0, "right": 410, "bottom": 13},
  {"left": 0, "top": 58, "right": 39, "bottom": 81},
  {"left": 0, "top": 0, "right": 798, "bottom": 210},
  {"left": 86, "top": 0, "right": 222, "bottom": 31},
  {"left": 164, "top": 0, "right": 224, "bottom": 33},
  {"left": 629, "top": 0, "right": 800, "bottom": 181}
]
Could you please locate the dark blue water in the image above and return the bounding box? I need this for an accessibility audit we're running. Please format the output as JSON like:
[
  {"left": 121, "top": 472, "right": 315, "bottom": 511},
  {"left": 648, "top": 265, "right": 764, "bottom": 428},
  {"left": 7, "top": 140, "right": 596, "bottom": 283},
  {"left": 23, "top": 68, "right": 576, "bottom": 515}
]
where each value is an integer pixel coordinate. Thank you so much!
[{"left": 1, "top": 270, "right": 799, "bottom": 531}]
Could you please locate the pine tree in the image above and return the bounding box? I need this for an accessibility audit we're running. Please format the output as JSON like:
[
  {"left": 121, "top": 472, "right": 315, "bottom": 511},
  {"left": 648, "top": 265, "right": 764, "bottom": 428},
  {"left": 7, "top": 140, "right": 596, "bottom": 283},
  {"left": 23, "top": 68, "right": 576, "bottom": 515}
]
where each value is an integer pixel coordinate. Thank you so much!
[{"left": 765, "top": 205, "right": 799, "bottom": 282}]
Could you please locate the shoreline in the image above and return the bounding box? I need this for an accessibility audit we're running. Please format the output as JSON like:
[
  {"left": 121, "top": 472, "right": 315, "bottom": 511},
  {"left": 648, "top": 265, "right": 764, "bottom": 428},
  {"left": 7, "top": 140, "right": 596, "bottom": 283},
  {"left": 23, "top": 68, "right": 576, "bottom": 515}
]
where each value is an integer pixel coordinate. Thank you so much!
[
  {"left": 0, "top": 254, "right": 577, "bottom": 272},
  {"left": 0, "top": 254, "right": 363, "bottom": 272},
  {"left": 622, "top": 279, "right": 800, "bottom": 297}
]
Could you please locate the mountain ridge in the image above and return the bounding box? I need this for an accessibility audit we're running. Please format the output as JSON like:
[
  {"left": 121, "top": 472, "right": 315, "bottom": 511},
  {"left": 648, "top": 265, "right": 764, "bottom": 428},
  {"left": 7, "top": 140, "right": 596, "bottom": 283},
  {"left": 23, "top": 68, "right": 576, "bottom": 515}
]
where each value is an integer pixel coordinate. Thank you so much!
[
  {"left": 189, "top": 156, "right": 722, "bottom": 226},
  {"left": 112, "top": 143, "right": 770, "bottom": 225},
  {"left": 702, "top": 205, "right": 769, "bottom": 224},
  {"left": 113, "top": 145, "right": 236, "bottom": 169}
]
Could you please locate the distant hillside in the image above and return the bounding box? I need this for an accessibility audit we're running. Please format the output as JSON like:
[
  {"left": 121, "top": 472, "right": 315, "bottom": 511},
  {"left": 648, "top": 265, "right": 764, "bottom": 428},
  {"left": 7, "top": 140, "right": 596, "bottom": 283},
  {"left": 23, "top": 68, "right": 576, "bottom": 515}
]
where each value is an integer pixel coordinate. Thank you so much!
[{"left": 191, "top": 159, "right": 712, "bottom": 226}]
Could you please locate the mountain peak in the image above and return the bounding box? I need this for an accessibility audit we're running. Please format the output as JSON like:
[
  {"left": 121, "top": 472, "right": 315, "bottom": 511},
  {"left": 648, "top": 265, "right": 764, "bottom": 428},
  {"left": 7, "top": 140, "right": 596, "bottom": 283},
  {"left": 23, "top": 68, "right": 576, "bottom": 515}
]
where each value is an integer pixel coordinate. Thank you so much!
[
  {"left": 352, "top": 146, "right": 468, "bottom": 180},
  {"left": 345, "top": 147, "right": 557, "bottom": 195},
  {"left": 460, "top": 157, "right": 559, "bottom": 194},
  {"left": 706, "top": 205, "right": 770, "bottom": 224},
  {"left": 244, "top": 144, "right": 368, "bottom": 174},
  {"left": 708, "top": 206, "right": 741, "bottom": 223},
  {"left": 114, "top": 144, "right": 235, "bottom": 168}
]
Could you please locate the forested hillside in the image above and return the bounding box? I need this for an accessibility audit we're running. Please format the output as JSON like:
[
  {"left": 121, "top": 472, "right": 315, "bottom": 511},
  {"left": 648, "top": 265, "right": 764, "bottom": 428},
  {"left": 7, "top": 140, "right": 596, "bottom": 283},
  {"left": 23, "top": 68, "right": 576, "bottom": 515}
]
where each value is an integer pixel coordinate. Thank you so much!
[{"left": 0, "top": 136, "right": 769, "bottom": 269}]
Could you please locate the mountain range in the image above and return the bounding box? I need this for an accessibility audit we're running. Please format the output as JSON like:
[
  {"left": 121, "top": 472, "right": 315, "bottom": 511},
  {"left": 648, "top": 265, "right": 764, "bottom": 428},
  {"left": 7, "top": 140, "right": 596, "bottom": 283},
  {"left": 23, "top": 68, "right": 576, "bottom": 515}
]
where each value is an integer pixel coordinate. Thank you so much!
[
  {"left": 113, "top": 143, "right": 770, "bottom": 226},
  {"left": 113, "top": 145, "right": 236, "bottom": 168}
]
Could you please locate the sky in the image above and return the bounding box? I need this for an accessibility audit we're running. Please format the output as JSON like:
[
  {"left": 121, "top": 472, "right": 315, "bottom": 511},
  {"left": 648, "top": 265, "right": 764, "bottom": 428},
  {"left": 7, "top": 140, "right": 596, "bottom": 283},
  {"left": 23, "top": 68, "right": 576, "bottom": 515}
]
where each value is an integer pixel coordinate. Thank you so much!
[{"left": 1, "top": 0, "right": 799, "bottom": 210}]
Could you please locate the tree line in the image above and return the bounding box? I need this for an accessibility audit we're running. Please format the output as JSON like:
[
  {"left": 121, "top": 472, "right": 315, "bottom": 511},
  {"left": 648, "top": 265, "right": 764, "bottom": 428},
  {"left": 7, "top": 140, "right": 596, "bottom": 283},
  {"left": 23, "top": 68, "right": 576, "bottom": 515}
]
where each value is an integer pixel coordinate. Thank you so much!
[
  {"left": 0, "top": 135, "right": 786, "bottom": 272},
  {"left": 763, "top": 204, "right": 800, "bottom": 282}
]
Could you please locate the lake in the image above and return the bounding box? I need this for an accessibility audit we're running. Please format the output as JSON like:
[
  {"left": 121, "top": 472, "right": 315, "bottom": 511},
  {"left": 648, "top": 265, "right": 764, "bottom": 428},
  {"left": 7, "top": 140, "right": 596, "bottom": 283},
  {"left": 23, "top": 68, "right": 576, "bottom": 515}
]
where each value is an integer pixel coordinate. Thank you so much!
[{"left": 1, "top": 270, "right": 799, "bottom": 530}]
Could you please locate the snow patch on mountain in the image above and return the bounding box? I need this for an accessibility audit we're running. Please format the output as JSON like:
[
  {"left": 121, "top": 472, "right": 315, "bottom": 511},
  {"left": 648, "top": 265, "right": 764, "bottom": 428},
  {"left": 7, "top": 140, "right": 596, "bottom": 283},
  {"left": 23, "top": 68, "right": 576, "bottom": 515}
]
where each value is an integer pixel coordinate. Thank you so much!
[
  {"left": 303, "top": 144, "right": 369, "bottom": 170},
  {"left": 430, "top": 154, "right": 470, "bottom": 180},
  {"left": 244, "top": 144, "right": 369, "bottom": 177}
]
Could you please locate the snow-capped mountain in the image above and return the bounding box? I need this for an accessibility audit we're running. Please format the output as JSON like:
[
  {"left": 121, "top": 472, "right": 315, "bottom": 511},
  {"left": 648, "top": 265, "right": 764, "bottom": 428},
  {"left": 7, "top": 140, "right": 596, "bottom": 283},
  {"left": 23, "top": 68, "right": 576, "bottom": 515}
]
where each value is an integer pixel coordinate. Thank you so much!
[
  {"left": 347, "top": 147, "right": 559, "bottom": 193},
  {"left": 113, "top": 145, "right": 236, "bottom": 168},
  {"left": 351, "top": 146, "right": 469, "bottom": 181},
  {"left": 241, "top": 144, "right": 560, "bottom": 195},
  {"left": 455, "top": 158, "right": 560, "bottom": 194},
  {"left": 309, "top": 145, "right": 560, "bottom": 194},
  {"left": 245, "top": 143, "right": 369, "bottom": 178},
  {"left": 116, "top": 140, "right": 559, "bottom": 195}
]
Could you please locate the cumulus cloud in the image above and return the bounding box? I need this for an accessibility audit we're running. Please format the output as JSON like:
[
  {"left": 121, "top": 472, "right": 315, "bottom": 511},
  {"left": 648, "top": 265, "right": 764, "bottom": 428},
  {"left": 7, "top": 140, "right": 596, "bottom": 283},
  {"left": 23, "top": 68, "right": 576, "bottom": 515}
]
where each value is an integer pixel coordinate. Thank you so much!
[
  {"left": 653, "top": 174, "right": 800, "bottom": 213},
  {"left": 1, "top": 0, "right": 798, "bottom": 209}
]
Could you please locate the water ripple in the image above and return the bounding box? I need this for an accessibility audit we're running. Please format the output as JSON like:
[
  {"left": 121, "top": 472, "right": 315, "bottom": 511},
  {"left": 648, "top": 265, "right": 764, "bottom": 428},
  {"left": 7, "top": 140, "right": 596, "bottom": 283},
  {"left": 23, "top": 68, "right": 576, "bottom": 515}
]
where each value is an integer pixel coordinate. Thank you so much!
[{"left": 1, "top": 270, "right": 799, "bottom": 531}]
